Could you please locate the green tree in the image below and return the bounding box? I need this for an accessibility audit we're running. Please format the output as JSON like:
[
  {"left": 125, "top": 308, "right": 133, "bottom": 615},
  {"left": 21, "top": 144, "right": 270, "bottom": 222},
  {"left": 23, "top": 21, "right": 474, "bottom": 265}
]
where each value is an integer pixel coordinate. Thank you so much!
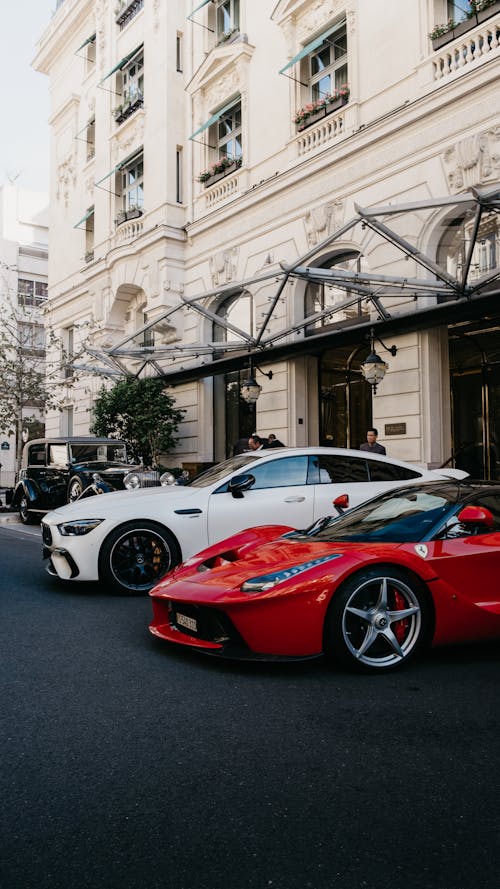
[{"left": 90, "top": 376, "right": 184, "bottom": 466}]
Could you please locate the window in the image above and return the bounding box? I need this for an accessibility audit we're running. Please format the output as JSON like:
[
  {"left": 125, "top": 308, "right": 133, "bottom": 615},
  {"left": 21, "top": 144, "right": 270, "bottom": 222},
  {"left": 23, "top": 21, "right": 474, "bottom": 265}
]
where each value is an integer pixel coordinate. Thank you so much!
[
  {"left": 176, "top": 148, "right": 183, "bottom": 203},
  {"left": 213, "top": 292, "right": 254, "bottom": 460},
  {"left": 248, "top": 456, "right": 309, "bottom": 489},
  {"left": 216, "top": 101, "right": 242, "bottom": 161},
  {"left": 18, "top": 321, "right": 45, "bottom": 354},
  {"left": 216, "top": 0, "right": 240, "bottom": 42},
  {"left": 63, "top": 407, "right": 74, "bottom": 436},
  {"left": 114, "top": 49, "right": 144, "bottom": 124},
  {"left": 120, "top": 153, "right": 144, "bottom": 215},
  {"left": 18, "top": 279, "right": 48, "bottom": 307},
  {"left": 176, "top": 33, "right": 183, "bottom": 72},
  {"left": 310, "top": 454, "right": 369, "bottom": 485},
  {"left": 86, "top": 34, "right": 96, "bottom": 72},
  {"left": 447, "top": 1, "right": 467, "bottom": 22},
  {"left": 65, "top": 327, "right": 75, "bottom": 379},
  {"left": 85, "top": 207, "right": 95, "bottom": 262},
  {"left": 28, "top": 444, "right": 46, "bottom": 466},
  {"left": 86, "top": 118, "right": 95, "bottom": 161},
  {"left": 49, "top": 444, "right": 69, "bottom": 466},
  {"left": 367, "top": 461, "right": 421, "bottom": 482},
  {"left": 305, "top": 252, "right": 365, "bottom": 334},
  {"left": 307, "top": 23, "right": 347, "bottom": 101}
]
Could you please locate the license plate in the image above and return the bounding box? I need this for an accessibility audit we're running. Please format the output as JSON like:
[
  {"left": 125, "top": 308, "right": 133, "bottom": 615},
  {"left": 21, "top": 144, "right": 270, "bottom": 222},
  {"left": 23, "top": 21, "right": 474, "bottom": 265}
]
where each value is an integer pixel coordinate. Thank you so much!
[{"left": 176, "top": 612, "right": 197, "bottom": 633}]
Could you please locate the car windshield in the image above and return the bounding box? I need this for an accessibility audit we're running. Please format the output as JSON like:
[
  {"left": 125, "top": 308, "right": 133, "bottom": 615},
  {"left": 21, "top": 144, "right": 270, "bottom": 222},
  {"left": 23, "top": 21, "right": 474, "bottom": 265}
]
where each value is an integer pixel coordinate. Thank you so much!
[
  {"left": 188, "top": 453, "right": 261, "bottom": 488},
  {"left": 69, "top": 443, "right": 127, "bottom": 463},
  {"left": 290, "top": 483, "right": 465, "bottom": 543}
]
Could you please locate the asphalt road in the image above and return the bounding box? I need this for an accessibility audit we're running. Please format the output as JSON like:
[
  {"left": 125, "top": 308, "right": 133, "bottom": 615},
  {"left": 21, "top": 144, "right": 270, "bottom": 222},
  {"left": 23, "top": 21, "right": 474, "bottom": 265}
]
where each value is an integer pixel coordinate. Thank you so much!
[{"left": 1, "top": 522, "right": 499, "bottom": 889}]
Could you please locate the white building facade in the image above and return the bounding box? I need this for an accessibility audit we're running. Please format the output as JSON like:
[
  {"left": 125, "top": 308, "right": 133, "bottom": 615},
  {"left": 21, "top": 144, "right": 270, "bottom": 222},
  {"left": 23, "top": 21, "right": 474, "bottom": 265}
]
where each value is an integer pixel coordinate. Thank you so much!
[
  {"left": 0, "top": 184, "right": 49, "bottom": 487},
  {"left": 34, "top": 0, "right": 500, "bottom": 477}
]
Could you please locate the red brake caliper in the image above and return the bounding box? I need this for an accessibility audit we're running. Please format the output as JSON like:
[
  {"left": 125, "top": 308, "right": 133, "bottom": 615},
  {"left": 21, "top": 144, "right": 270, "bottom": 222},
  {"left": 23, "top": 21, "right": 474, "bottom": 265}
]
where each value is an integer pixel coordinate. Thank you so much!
[{"left": 392, "top": 588, "right": 408, "bottom": 643}]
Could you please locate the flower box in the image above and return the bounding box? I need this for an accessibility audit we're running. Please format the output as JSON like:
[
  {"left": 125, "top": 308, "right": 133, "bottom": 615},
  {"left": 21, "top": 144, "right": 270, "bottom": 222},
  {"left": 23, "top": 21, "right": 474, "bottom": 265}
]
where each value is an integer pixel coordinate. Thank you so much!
[
  {"left": 296, "top": 96, "right": 348, "bottom": 131},
  {"left": 116, "top": 207, "right": 143, "bottom": 225},
  {"left": 113, "top": 95, "right": 144, "bottom": 125},
  {"left": 198, "top": 158, "right": 242, "bottom": 187},
  {"left": 115, "top": 0, "right": 144, "bottom": 27},
  {"left": 476, "top": 0, "right": 500, "bottom": 21}
]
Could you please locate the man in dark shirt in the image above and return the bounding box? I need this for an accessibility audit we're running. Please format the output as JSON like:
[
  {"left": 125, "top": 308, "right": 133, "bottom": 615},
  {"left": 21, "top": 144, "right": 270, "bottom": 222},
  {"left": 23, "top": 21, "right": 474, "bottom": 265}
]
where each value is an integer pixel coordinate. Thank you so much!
[{"left": 359, "top": 427, "right": 386, "bottom": 455}]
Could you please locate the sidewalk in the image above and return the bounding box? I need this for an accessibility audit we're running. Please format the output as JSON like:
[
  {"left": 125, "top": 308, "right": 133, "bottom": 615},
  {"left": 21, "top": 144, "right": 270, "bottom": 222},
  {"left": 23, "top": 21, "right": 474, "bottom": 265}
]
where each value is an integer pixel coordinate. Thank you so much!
[{"left": 0, "top": 488, "right": 19, "bottom": 523}]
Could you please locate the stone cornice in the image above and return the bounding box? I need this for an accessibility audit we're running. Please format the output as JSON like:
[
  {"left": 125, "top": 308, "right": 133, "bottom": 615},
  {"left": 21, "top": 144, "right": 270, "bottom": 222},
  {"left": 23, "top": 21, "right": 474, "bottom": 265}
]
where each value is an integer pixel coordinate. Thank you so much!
[
  {"left": 186, "top": 38, "right": 255, "bottom": 97},
  {"left": 33, "top": 0, "right": 95, "bottom": 73}
]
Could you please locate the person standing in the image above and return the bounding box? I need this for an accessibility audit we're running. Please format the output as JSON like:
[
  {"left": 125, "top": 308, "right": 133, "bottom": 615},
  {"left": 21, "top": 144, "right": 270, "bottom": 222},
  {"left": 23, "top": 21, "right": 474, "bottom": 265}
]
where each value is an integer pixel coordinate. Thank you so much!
[
  {"left": 248, "top": 435, "right": 265, "bottom": 451},
  {"left": 264, "top": 433, "right": 285, "bottom": 448},
  {"left": 359, "top": 427, "right": 386, "bottom": 455}
]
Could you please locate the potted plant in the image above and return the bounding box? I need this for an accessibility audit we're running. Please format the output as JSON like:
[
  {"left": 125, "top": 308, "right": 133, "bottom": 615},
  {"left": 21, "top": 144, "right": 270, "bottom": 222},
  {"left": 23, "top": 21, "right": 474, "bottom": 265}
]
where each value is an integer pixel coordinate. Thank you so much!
[
  {"left": 293, "top": 85, "right": 349, "bottom": 131},
  {"left": 429, "top": 19, "right": 457, "bottom": 49},
  {"left": 473, "top": 0, "right": 500, "bottom": 22},
  {"left": 197, "top": 155, "right": 242, "bottom": 187},
  {"left": 116, "top": 205, "right": 143, "bottom": 224}
]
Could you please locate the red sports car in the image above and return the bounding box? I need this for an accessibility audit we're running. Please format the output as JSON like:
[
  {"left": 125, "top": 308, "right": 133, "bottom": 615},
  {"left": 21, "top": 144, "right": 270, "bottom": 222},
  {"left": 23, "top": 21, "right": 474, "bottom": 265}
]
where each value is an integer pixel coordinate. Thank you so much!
[{"left": 149, "top": 480, "right": 500, "bottom": 672}]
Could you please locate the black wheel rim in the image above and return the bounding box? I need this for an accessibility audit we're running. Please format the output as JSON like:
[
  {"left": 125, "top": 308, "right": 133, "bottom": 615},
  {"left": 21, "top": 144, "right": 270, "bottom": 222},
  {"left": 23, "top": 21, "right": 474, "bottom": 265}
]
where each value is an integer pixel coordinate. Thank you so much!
[
  {"left": 341, "top": 576, "right": 421, "bottom": 668},
  {"left": 109, "top": 529, "right": 172, "bottom": 591}
]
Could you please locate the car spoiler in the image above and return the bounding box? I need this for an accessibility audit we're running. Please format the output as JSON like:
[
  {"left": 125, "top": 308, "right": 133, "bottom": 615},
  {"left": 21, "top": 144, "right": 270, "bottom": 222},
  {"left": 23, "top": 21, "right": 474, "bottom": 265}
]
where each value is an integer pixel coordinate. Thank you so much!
[{"left": 438, "top": 468, "right": 470, "bottom": 480}]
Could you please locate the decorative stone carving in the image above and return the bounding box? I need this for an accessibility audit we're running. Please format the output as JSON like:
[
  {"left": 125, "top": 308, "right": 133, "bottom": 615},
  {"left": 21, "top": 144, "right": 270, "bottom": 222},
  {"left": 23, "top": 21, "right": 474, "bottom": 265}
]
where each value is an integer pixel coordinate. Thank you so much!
[
  {"left": 205, "top": 70, "right": 242, "bottom": 111},
  {"left": 56, "top": 153, "right": 77, "bottom": 207},
  {"left": 443, "top": 128, "right": 500, "bottom": 191},
  {"left": 209, "top": 248, "right": 239, "bottom": 286},
  {"left": 153, "top": 0, "right": 160, "bottom": 31},
  {"left": 304, "top": 200, "right": 344, "bottom": 247},
  {"left": 298, "top": 0, "right": 346, "bottom": 42},
  {"left": 95, "top": 0, "right": 107, "bottom": 75},
  {"left": 111, "top": 115, "right": 145, "bottom": 162}
]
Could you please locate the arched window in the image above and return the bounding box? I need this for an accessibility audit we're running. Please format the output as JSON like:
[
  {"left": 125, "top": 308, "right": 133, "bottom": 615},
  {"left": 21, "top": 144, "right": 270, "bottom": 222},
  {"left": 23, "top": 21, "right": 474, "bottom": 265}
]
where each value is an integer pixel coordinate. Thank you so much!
[
  {"left": 319, "top": 343, "right": 372, "bottom": 449},
  {"left": 437, "top": 208, "right": 499, "bottom": 299},
  {"left": 304, "top": 250, "right": 367, "bottom": 334}
]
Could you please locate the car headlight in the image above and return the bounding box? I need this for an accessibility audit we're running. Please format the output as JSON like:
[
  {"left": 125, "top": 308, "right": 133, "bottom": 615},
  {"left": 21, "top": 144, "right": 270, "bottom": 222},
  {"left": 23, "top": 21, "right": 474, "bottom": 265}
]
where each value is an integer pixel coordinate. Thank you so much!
[
  {"left": 58, "top": 519, "right": 104, "bottom": 536},
  {"left": 124, "top": 472, "right": 142, "bottom": 490},
  {"left": 160, "top": 472, "right": 176, "bottom": 486},
  {"left": 241, "top": 554, "right": 342, "bottom": 594}
]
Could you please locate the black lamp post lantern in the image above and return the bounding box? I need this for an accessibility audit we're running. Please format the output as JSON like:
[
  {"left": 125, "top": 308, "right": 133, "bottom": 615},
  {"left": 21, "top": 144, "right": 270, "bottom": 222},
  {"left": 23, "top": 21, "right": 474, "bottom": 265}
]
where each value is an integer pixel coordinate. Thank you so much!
[
  {"left": 240, "top": 361, "right": 273, "bottom": 404},
  {"left": 360, "top": 328, "right": 398, "bottom": 393}
]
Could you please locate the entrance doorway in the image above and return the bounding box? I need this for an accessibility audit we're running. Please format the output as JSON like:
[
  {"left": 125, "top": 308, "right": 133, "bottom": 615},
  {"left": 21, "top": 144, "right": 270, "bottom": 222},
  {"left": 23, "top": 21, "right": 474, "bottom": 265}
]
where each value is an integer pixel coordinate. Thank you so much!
[
  {"left": 450, "top": 324, "right": 500, "bottom": 479},
  {"left": 319, "top": 344, "right": 372, "bottom": 448}
]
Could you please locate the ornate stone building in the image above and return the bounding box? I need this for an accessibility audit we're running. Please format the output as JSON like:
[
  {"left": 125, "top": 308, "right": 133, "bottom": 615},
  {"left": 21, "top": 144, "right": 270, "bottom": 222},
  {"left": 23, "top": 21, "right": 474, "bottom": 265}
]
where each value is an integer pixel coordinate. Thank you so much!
[{"left": 34, "top": 0, "right": 500, "bottom": 476}]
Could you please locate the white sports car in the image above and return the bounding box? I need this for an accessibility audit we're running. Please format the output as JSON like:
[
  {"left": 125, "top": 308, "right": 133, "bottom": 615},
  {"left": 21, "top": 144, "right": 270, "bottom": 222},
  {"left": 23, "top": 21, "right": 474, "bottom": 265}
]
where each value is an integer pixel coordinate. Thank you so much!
[{"left": 41, "top": 447, "right": 467, "bottom": 594}]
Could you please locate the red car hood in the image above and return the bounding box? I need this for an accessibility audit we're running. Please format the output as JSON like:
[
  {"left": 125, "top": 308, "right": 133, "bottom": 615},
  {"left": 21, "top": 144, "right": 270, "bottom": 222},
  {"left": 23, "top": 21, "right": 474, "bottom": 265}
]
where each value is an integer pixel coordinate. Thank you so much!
[{"left": 153, "top": 537, "right": 402, "bottom": 603}]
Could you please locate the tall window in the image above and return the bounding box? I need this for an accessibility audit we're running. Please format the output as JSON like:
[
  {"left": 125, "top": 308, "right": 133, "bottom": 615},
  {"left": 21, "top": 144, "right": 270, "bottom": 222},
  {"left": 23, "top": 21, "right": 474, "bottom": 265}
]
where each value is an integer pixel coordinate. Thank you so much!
[
  {"left": 114, "top": 49, "right": 144, "bottom": 124},
  {"left": 216, "top": 0, "right": 240, "bottom": 42},
  {"left": 85, "top": 207, "right": 95, "bottom": 262},
  {"left": 308, "top": 23, "right": 347, "bottom": 101},
  {"left": 176, "top": 33, "right": 183, "bottom": 72},
  {"left": 65, "top": 327, "right": 75, "bottom": 379},
  {"left": 217, "top": 102, "right": 242, "bottom": 161},
  {"left": 447, "top": 1, "right": 467, "bottom": 21},
  {"left": 121, "top": 154, "right": 144, "bottom": 213},
  {"left": 176, "top": 148, "right": 183, "bottom": 203},
  {"left": 437, "top": 209, "right": 499, "bottom": 295},
  {"left": 85, "top": 34, "right": 96, "bottom": 72},
  {"left": 18, "top": 279, "right": 48, "bottom": 307},
  {"left": 86, "top": 118, "right": 95, "bottom": 161}
]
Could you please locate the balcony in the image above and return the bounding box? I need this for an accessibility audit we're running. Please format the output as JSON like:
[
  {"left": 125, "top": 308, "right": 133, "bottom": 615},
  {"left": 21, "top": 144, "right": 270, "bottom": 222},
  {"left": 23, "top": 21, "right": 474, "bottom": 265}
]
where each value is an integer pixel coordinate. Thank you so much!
[
  {"left": 431, "top": 10, "right": 500, "bottom": 82},
  {"left": 115, "top": 0, "right": 144, "bottom": 29},
  {"left": 113, "top": 93, "right": 144, "bottom": 126}
]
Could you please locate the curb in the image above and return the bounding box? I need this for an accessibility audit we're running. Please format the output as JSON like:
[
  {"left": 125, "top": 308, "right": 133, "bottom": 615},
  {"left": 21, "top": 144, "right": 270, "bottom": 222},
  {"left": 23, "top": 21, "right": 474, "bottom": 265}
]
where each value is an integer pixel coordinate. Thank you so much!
[{"left": 0, "top": 513, "right": 20, "bottom": 524}]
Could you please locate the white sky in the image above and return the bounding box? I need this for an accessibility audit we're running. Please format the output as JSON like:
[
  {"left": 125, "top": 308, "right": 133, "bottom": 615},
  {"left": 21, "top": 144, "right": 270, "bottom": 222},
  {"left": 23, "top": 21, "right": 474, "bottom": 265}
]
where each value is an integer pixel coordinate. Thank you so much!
[{"left": 1, "top": 1, "right": 54, "bottom": 193}]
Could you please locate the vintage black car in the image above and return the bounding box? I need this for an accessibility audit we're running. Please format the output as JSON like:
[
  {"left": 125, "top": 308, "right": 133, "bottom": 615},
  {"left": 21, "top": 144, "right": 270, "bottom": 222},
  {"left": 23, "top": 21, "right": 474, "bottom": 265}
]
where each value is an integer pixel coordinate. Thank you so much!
[{"left": 12, "top": 437, "right": 163, "bottom": 524}]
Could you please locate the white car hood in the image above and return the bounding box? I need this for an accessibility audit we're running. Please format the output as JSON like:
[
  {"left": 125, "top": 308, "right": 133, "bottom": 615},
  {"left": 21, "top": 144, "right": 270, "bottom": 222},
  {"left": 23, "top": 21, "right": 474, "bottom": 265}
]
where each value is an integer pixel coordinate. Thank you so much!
[{"left": 44, "top": 484, "right": 201, "bottom": 522}]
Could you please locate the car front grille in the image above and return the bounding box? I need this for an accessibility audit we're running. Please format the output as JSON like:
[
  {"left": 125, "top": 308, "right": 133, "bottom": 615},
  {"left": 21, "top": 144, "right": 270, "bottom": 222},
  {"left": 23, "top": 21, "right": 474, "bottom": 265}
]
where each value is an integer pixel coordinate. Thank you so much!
[
  {"left": 171, "top": 603, "right": 237, "bottom": 644},
  {"left": 41, "top": 523, "right": 52, "bottom": 546}
]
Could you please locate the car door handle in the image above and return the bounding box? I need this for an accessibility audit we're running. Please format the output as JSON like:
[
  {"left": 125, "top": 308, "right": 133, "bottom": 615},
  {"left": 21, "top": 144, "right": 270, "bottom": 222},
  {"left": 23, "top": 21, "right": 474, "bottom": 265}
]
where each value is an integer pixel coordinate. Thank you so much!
[{"left": 284, "top": 496, "right": 306, "bottom": 502}]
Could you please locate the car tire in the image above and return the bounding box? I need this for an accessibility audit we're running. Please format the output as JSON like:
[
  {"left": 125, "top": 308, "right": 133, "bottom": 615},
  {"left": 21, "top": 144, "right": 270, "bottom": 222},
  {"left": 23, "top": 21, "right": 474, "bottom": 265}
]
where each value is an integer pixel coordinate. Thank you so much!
[
  {"left": 99, "top": 520, "right": 181, "bottom": 595},
  {"left": 324, "top": 566, "right": 431, "bottom": 673},
  {"left": 19, "top": 493, "right": 37, "bottom": 525},
  {"left": 67, "top": 476, "right": 84, "bottom": 503}
]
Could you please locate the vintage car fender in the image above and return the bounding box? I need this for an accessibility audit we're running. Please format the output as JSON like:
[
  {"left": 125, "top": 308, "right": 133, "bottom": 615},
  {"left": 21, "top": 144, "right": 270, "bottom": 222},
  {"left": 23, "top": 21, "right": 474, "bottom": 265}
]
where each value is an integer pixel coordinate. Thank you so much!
[{"left": 12, "top": 478, "right": 40, "bottom": 506}]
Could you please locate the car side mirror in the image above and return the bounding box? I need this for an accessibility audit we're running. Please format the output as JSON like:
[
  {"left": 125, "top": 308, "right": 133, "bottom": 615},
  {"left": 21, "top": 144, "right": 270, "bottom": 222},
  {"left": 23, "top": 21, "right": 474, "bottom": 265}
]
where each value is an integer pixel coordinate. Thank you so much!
[
  {"left": 228, "top": 473, "right": 255, "bottom": 499},
  {"left": 456, "top": 505, "right": 494, "bottom": 528},
  {"left": 333, "top": 493, "right": 349, "bottom": 514}
]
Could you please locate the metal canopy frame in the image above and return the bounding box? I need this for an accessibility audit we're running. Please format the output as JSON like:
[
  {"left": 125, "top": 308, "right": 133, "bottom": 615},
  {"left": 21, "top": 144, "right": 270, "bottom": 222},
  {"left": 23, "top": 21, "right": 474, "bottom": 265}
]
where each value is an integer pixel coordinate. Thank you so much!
[{"left": 77, "top": 188, "right": 500, "bottom": 381}]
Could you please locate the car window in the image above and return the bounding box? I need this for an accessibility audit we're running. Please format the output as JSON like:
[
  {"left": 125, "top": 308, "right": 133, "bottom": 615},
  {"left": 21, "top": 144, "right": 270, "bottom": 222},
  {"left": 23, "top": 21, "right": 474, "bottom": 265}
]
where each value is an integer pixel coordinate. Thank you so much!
[
  {"left": 367, "top": 460, "right": 421, "bottom": 482},
  {"left": 248, "top": 456, "right": 309, "bottom": 490},
  {"left": 49, "top": 444, "right": 68, "bottom": 466},
  {"left": 311, "top": 454, "right": 369, "bottom": 484},
  {"left": 28, "top": 444, "right": 46, "bottom": 466}
]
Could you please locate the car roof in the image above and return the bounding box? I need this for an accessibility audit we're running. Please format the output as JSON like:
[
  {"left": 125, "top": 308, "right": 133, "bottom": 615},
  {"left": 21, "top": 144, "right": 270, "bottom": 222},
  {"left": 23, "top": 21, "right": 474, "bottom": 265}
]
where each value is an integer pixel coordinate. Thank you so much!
[
  {"left": 235, "top": 446, "right": 431, "bottom": 469},
  {"left": 26, "top": 437, "right": 127, "bottom": 446}
]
